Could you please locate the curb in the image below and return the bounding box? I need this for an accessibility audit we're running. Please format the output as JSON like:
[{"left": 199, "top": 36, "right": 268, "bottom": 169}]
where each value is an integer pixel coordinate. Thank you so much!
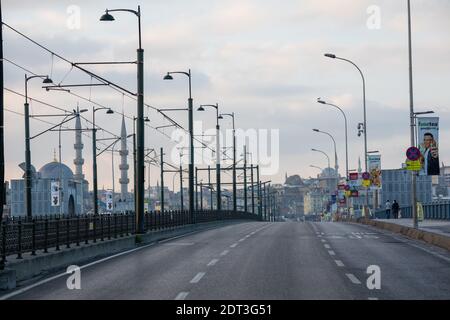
[{"left": 343, "top": 218, "right": 450, "bottom": 252}]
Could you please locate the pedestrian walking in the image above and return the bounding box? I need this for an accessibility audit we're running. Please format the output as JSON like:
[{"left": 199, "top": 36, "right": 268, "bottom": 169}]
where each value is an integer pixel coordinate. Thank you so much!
[
  {"left": 392, "top": 200, "right": 400, "bottom": 219},
  {"left": 385, "top": 200, "right": 391, "bottom": 219}
]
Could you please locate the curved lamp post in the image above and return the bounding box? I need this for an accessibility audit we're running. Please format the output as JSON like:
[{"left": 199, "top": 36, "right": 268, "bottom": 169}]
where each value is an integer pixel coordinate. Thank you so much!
[
  {"left": 198, "top": 103, "right": 221, "bottom": 210},
  {"left": 313, "top": 129, "right": 338, "bottom": 176}
]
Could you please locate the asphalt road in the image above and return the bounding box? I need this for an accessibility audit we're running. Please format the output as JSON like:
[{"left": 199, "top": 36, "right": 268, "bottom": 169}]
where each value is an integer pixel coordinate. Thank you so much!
[{"left": 2, "top": 221, "right": 450, "bottom": 300}]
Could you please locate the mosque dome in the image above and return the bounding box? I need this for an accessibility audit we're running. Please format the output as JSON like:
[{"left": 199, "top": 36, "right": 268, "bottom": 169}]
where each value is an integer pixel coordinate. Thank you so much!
[{"left": 39, "top": 160, "right": 74, "bottom": 180}]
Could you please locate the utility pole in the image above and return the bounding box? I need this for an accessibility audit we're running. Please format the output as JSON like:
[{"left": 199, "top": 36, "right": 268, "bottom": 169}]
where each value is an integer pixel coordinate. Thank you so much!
[
  {"left": 160, "top": 147, "right": 164, "bottom": 213},
  {"left": 180, "top": 165, "right": 184, "bottom": 211},
  {"left": 408, "top": 0, "right": 418, "bottom": 229},
  {"left": 243, "top": 145, "right": 247, "bottom": 212},
  {"left": 0, "top": 0, "right": 4, "bottom": 219},
  {"left": 251, "top": 165, "right": 255, "bottom": 214},
  {"left": 257, "top": 166, "right": 262, "bottom": 220}
]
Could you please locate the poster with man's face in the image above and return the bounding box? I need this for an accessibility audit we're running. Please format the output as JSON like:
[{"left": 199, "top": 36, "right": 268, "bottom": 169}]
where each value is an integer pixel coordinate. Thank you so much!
[{"left": 418, "top": 117, "right": 440, "bottom": 176}]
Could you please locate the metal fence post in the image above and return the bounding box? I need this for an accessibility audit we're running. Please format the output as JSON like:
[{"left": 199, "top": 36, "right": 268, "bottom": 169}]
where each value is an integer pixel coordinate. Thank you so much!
[
  {"left": 66, "top": 217, "right": 70, "bottom": 249},
  {"left": 44, "top": 217, "right": 48, "bottom": 253},
  {"left": 17, "top": 218, "right": 23, "bottom": 259},
  {"left": 85, "top": 215, "right": 89, "bottom": 245},
  {"left": 55, "top": 216, "right": 60, "bottom": 251},
  {"left": 76, "top": 215, "right": 80, "bottom": 247},
  {"left": 31, "top": 218, "right": 36, "bottom": 256},
  {"left": 1, "top": 221, "right": 7, "bottom": 267}
]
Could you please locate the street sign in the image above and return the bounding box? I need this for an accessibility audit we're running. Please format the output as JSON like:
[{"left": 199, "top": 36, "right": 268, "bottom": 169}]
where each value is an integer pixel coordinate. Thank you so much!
[
  {"left": 349, "top": 172, "right": 359, "bottom": 180},
  {"left": 406, "top": 159, "right": 421, "bottom": 171},
  {"left": 344, "top": 185, "right": 350, "bottom": 191},
  {"left": 406, "top": 146, "right": 421, "bottom": 161},
  {"left": 362, "top": 179, "right": 371, "bottom": 187},
  {"left": 362, "top": 172, "right": 370, "bottom": 180},
  {"left": 51, "top": 181, "right": 60, "bottom": 207}
]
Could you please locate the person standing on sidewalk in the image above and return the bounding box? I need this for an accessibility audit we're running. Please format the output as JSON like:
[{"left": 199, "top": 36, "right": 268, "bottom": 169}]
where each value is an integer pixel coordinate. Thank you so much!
[
  {"left": 392, "top": 200, "right": 400, "bottom": 219},
  {"left": 385, "top": 200, "right": 391, "bottom": 219}
]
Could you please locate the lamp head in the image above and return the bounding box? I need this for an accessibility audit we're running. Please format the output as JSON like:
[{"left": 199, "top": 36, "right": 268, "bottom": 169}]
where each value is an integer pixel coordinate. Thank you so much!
[
  {"left": 324, "top": 53, "right": 336, "bottom": 59},
  {"left": 144, "top": 117, "right": 150, "bottom": 122},
  {"left": 163, "top": 73, "right": 173, "bottom": 80},
  {"left": 197, "top": 106, "right": 205, "bottom": 111},
  {"left": 317, "top": 97, "right": 326, "bottom": 104},
  {"left": 218, "top": 114, "right": 223, "bottom": 120},
  {"left": 42, "top": 77, "right": 53, "bottom": 84},
  {"left": 100, "top": 10, "right": 115, "bottom": 21},
  {"left": 106, "top": 109, "right": 114, "bottom": 114},
  {"left": 313, "top": 129, "right": 319, "bottom": 132}
]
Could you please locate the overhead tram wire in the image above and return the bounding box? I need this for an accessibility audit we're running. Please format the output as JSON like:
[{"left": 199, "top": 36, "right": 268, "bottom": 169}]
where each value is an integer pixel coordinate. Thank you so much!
[{"left": 2, "top": 22, "right": 233, "bottom": 162}]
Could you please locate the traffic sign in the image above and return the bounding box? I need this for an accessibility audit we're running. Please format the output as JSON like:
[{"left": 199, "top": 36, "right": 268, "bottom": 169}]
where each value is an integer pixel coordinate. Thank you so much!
[
  {"left": 406, "top": 159, "right": 421, "bottom": 171},
  {"left": 406, "top": 146, "right": 421, "bottom": 161},
  {"left": 362, "top": 180, "right": 371, "bottom": 187},
  {"left": 362, "top": 172, "right": 370, "bottom": 180}
]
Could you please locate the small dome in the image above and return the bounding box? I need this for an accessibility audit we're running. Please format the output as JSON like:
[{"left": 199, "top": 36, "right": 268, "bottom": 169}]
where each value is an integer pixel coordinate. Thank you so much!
[
  {"left": 39, "top": 161, "right": 74, "bottom": 179},
  {"left": 285, "top": 175, "right": 303, "bottom": 186}
]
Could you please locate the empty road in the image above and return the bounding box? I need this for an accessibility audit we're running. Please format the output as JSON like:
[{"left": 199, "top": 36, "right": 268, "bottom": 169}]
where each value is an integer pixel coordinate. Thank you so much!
[{"left": 3, "top": 221, "right": 450, "bottom": 300}]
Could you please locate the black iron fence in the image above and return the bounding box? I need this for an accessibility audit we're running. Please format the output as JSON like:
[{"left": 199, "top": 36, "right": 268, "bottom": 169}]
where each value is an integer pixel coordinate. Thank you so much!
[{"left": 0, "top": 210, "right": 258, "bottom": 269}]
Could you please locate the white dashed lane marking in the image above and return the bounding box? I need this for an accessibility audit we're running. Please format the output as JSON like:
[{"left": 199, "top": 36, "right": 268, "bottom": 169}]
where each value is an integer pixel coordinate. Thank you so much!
[
  {"left": 334, "top": 260, "right": 345, "bottom": 267},
  {"left": 220, "top": 250, "right": 229, "bottom": 256},
  {"left": 175, "top": 292, "right": 189, "bottom": 300},
  {"left": 346, "top": 273, "right": 362, "bottom": 285},
  {"left": 230, "top": 243, "right": 238, "bottom": 248},
  {"left": 190, "top": 272, "right": 206, "bottom": 284},
  {"left": 324, "top": 244, "right": 331, "bottom": 249},
  {"left": 207, "top": 259, "right": 219, "bottom": 267},
  {"left": 328, "top": 250, "right": 336, "bottom": 256}
]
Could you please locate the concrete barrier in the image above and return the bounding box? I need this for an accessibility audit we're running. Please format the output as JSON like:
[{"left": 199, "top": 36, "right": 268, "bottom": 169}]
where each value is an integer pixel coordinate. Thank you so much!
[
  {"left": 343, "top": 217, "right": 450, "bottom": 252},
  {"left": 0, "top": 219, "right": 254, "bottom": 290}
]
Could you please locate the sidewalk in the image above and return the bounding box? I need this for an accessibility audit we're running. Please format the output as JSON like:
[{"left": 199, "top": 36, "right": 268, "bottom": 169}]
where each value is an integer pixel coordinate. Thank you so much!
[{"left": 375, "top": 218, "right": 450, "bottom": 238}]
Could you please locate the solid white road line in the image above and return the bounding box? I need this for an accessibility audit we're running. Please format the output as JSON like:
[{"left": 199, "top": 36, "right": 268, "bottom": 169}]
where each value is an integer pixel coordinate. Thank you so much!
[
  {"left": 346, "top": 273, "right": 362, "bottom": 285},
  {"left": 207, "top": 259, "right": 219, "bottom": 267},
  {"left": 190, "top": 272, "right": 206, "bottom": 284},
  {"left": 328, "top": 250, "right": 336, "bottom": 256},
  {"left": 175, "top": 292, "right": 189, "bottom": 300},
  {"left": 220, "top": 250, "right": 229, "bottom": 256},
  {"left": 368, "top": 297, "right": 379, "bottom": 300},
  {"left": 334, "top": 260, "right": 345, "bottom": 267}
]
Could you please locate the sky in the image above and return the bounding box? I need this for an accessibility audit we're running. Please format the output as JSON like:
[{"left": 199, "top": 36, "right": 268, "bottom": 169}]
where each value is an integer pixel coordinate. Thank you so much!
[{"left": 2, "top": 0, "right": 450, "bottom": 191}]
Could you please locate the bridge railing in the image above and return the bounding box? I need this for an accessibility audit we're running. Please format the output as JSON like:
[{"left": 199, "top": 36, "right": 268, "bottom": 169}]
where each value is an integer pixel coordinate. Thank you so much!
[
  {"left": 373, "top": 202, "right": 450, "bottom": 220},
  {"left": 0, "top": 210, "right": 259, "bottom": 269}
]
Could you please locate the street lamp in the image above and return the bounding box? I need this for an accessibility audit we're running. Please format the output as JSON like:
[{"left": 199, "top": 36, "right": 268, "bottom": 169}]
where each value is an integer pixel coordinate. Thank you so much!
[
  {"left": 324, "top": 52, "right": 368, "bottom": 214},
  {"left": 198, "top": 103, "right": 222, "bottom": 211},
  {"left": 219, "top": 112, "right": 236, "bottom": 212},
  {"left": 92, "top": 107, "right": 114, "bottom": 215},
  {"left": 23, "top": 74, "right": 53, "bottom": 218},
  {"left": 317, "top": 98, "right": 348, "bottom": 180},
  {"left": 311, "top": 148, "right": 330, "bottom": 170},
  {"left": 164, "top": 70, "right": 195, "bottom": 222},
  {"left": 313, "top": 128, "right": 338, "bottom": 176},
  {"left": 100, "top": 5, "right": 145, "bottom": 233}
]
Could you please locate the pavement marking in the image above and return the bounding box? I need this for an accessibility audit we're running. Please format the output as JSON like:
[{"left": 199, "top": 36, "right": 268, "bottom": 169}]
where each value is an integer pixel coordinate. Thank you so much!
[
  {"left": 351, "top": 232, "right": 363, "bottom": 239},
  {"left": 163, "top": 242, "right": 195, "bottom": 246},
  {"left": 346, "top": 273, "right": 362, "bottom": 285},
  {"left": 239, "top": 238, "right": 246, "bottom": 242},
  {"left": 317, "top": 235, "right": 322, "bottom": 238},
  {"left": 190, "top": 272, "right": 206, "bottom": 284},
  {"left": 220, "top": 250, "right": 229, "bottom": 256},
  {"left": 321, "top": 239, "right": 327, "bottom": 243},
  {"left": 250, "top": 232, "right": 255, "bottom": 235},
  {"left": 324, "top": 244, "right": 331, "bottom": 249},
  {"left": 368, "top": 297, "right": 379, "bottom": 300},
  {"left": 328, "top": 250, "right": 336, "bottom": 256},
  {"left": 175, "top": 292, "right": 189, "bottom": 300},
  {"left": 230, "top": 243, "right": 238, "bottom": 248},
  {"left": 207, "top": 259, "right": 219, "bottom": 267},
  {"left": 0, "top": 223, "right": 238, "bottom": 300},
  {"left": 334, "top": 260, "right": 345, "bottom": 267}
]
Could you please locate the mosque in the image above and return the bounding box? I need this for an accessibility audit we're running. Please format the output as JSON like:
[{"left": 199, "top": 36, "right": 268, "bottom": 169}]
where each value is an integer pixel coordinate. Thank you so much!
[{"left": 10, "top": 113, "right": 133, "bottom": 216}]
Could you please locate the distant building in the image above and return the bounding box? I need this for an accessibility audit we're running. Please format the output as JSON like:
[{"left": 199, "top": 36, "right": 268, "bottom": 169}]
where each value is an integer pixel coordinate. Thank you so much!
[
  {"left": 304, "top": 187, "right": 326, "bottom": 215},
  {"left": 381, "top": 169, "right": 432, "bottom": 207}
]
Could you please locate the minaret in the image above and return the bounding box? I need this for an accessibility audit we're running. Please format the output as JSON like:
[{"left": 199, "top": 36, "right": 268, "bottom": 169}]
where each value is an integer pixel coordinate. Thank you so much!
[
  {"left": 73, "top": 110, "right": 84, "bottom": 181},
  {"left": 358, "top": 157, "right": 362, "bottom": 174},
  {"left": 119, "top": 115, "right": 129, "bottom": 201}
]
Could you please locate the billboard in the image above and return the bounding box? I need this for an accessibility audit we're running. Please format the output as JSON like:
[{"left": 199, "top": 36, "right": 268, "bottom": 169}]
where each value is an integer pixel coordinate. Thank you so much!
[
  {"left": 418, "top": 117, "right": 440, "bottom": 176},
  {"left": 368, "top": 155, "right": 381, "bottom": 190},
  {"left": 105, "top": 191, "right": 113, "bottom": 211}
]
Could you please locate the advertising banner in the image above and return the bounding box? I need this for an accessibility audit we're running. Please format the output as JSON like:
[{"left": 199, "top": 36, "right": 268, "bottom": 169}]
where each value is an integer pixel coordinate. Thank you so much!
[
  {"left": 105, "top": 191, "right": 113, "bottom": 211},
  {"left": 368, "top": 154, "right": 381, "bottom": 190},
  {"left": 417, "top": 117, "right": 440, "bottom": 176},
  {"left": 51, "top": 181, "right": 60, "bottom": 206}
]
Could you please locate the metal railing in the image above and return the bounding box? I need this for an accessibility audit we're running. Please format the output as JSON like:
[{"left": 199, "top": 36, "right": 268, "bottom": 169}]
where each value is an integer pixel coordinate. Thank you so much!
[
  {"left": 0, "top": 210, "right": 258, "bottom": 269},
  {"left": 373, "top": 202, "right": 450, "bottom": 220}
]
